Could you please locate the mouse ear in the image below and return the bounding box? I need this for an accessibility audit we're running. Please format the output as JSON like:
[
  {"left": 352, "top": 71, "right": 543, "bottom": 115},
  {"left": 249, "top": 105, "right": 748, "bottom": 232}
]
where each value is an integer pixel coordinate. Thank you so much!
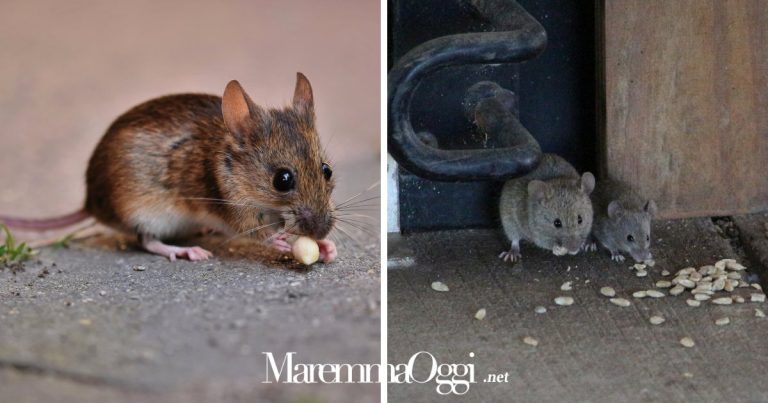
[
  {"left": 644, "top": 200, "right": 658, "bottom": 216},
  {"left": 580, "top": 172, "right": 595, "bottom": 195},
  {"left": 222, "top": 80, "right": 262, "bottom": 137},
  {"left": 293, "top": 72, "right": 314, "bottom": 113},
  {"left": 528, "top": 180, "right": 551, "bottom": 201},
  {"left": 607, "top": 200, "right": 623, "bottom": 219}
]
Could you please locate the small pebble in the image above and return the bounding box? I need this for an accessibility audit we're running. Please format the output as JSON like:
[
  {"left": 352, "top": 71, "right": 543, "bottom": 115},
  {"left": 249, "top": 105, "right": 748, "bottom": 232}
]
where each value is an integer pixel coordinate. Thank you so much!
[
  {"left": 523, "top": 336, "right": 539, "bottom": 347},
  {"left": 649, "top": 315, "right": 665, "bottom": 325},
  {"left": 680, "top": 337, "right": 695, "bottom": 348},
  {"left": 632, "top": 290, "right": 647, "bottom": 299},
  {"left": 751, "top": 293, "right": 766, "bottom": 303},
  {"left": 554, "top": 296, "right": 574, "bottom": 306},
  {"left": 99, "top": 290, "right": 107, "bottom": 296},
  {"left": 431, "top": 281, "right": 449, "bottom": 292},
  {"left": 715, "top": 317, "right": 730, "bottom": 326},
  {"left": 686, "top": 299, "right": 701, "bottom": 307},
  {"left": 756, "top": 309, "right": 766, "bottom": 318},
  {"left": 646, "top": 290, "right": 665, "bottom": 298},
  {"left": 655, "top": 280, "right": 672, "bottom": 288},
  {"left": 600, "top": 287, "right": 616, "bottom": 297},
  {"left": 712, "top": 297, "right": 733, "bottom": 305},
  {"left": 610, "top": 298, "right": 631, "bottom": 307},
  {"left": 534, "top": 306, "right": 547, "bottom": 314},
  {"left": 560, "top": 281, "right": 573, "bottom": 291},
  {"left": 475, "top": 308, "right": 486, "bottom": 320}
]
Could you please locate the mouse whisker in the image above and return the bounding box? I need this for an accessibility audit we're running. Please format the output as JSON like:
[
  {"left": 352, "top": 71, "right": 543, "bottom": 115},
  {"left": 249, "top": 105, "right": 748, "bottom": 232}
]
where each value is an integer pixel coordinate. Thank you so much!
[
  {"left": 216, "top": 220, "right": 283, "bottom": 247},
  {"left": 334, "top": 182, "right": 380, "bottom": 209},
  {"left": 334, "top": 218, "right": 378, "bottom": 238}
]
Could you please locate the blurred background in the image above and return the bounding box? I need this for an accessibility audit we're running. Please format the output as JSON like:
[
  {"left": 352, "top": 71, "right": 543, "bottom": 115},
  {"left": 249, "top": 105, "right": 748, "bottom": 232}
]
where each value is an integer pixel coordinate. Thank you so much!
[{"left": 0, "top": 0, "right": 380, "bottom": 218}]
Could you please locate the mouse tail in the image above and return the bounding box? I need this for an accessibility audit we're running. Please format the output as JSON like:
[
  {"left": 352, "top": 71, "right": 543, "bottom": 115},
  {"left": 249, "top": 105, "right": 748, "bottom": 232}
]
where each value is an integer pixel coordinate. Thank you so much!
[{"left": 0, "top": 209, "right": 90, "bottom": 230}]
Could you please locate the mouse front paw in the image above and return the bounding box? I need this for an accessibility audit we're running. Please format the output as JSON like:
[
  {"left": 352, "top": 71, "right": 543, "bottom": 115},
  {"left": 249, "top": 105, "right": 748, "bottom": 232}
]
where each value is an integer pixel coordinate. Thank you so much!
[
  {"left": 498, "top": 250, "right": 521, "bottom": 263},
  {"left": 317, "top": 239, "right": 337, "bottom": 263},
  {"left": 582, "top": 241, "right": 598, "bottom": 252},
  {"left": 269, "top": 233, "right": 292, "bottom": 253},
  {"left": 610, "top": 252, "right": 626, "bottom": 262}
]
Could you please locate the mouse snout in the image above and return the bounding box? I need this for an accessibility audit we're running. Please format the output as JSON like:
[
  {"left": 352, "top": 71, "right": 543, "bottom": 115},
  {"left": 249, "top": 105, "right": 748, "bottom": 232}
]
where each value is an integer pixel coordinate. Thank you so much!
[
  {"left": 295, "top": 206, "right": 334, "bottom": 239},
  {"left": 563, "top": 238, "right": 584, "bottom": 255},
  {"left": 631, "top": 249, "right": 652, "bottom": 263}
]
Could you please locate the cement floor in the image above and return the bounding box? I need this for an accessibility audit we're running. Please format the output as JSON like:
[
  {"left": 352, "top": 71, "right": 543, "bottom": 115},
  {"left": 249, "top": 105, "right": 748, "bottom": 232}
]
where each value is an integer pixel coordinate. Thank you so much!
[{"left": 388, "top": 217, "right": 768, "bottom": 402}]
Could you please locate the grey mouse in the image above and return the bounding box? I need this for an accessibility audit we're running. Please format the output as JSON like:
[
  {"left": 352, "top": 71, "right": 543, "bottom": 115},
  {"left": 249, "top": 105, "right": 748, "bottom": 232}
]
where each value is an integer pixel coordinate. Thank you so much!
[
  {"left": 586, "top": 179, "right": 657, "bottom": 262},
  {"left": 499, "top": 154, "right": 595, "bottom": 263}
]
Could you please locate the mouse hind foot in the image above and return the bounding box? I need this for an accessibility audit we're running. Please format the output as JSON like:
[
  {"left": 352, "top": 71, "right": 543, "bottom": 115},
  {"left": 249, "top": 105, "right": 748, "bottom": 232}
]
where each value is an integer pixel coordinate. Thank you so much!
[{"left": 140, "top": 234, "right": 213, "bottom": 261}]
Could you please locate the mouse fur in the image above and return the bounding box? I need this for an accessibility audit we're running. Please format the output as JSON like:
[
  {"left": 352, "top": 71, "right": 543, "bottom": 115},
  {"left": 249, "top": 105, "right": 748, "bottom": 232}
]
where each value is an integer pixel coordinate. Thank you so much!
[
  {"left": 499, "top": 154, "right": 595, "bottom": 263},
  {"left": 586, "top": 179, "right": 657, "bottom": 262}
]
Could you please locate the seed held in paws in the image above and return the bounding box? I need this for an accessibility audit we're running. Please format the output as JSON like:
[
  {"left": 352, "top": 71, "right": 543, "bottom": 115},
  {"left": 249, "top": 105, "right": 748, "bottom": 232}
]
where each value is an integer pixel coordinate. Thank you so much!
[{"left": 292, "top": 236, "right": 320, "bottom": 265}]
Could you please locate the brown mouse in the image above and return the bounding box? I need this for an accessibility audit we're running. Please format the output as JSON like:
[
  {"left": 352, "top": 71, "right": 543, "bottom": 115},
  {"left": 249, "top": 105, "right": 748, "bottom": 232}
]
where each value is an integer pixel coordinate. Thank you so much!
[{"left": 0, "top": 73, "right": 337, "bottom": 262}]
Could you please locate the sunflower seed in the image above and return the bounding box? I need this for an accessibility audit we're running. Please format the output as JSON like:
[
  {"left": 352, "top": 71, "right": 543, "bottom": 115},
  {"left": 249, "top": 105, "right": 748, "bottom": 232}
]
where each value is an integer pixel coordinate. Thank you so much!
[
  {"left": 633, "top": 263, "right": 647, "bottom": 271},
  {"left": 712, "top": 297, "right": 733, "bottom": 305},
  {"left": 712, "top": 278, "right": 725, "bottom": 291},
  {"left": 600, "top": 287, "right": 616, "bottom": 297},
  {"left": 475, "top": 308, "right": 486, "bottom": 320},
  {"left": 751, "top": 293, "right": 766, "bottom": 303},
  {"left": 636, "top": 270, "right": 648, "bottom": 277},
  {"left": 678, "top": 267, "right": 696, "bottom": 276},
  {"left": 633, "top": 291, "right": 648, "bottom": 298},
  {"left": 644, "top": 259, "right": 656, "bottom": 267},
  {"left": 132, "top": 265, "right": 147, "bottom": 272},
  {"left": 727, "top": 271, "right": 742, "bottom": 280},
  {"left": 726, "top": 261, "right": 746, "bottom": 271},
  {"left": 734, "top": 295, "right": 745, "bottom": 304},
  {"left": 689, "top": 272, "right": 703, "bottom": 282},
  {"left": 699, "top": 265, "right": 715, "bottom": 276},
  {"left": 555, "top": 296, "right": 574, "bottom": 306},
  {"left": 431, "top": 281, "right": 449, "bottom": 292},
  {"left": 694, "top": 294, "right": 710, "bottom": 301},
  {"left": 656, "top": 280, "right": 672, "bottom": 288},
  {"left": 756, "top": 309, "right": 766, "bottom": 318},
  {"left": 534, "top": 306, "right": 547, "bottom": 314},
  {"left": 752, "top": 283, "right": 763, "bottom": 291},
  {"left": 715, "top": 317, "right": 730, "bottom": 326},
  {"left": 661, "top": 270, "right": 671, "bottom": 276},
  {"left": 686, "top": 299, "right": 701, "bottom": 307},
  {"left": 646, "top": 290, "right": 665, "bottom": 298},
  {"left": 560, "top": 281, "right": 573, "bottom": 291},
  {"left": 649, "top": 315, "right": 665, "bottom": 325},
  {"left": 610, "top": 298, "right": 631, "bottom": 307},
  {"left": 677, "top": 279, "right": 696, "bottom": 288},
  {"left": 669, "top": 285, "right": 685, "bottom": 296},
  {"left": 680, "top": 337, "right": 695, "bottom": 348},
  {"left": 724, "top": 281, "right": 736, "bottom": 292},
  {"left": 523, "top": 336, "right": 539, "bottom": 347}
]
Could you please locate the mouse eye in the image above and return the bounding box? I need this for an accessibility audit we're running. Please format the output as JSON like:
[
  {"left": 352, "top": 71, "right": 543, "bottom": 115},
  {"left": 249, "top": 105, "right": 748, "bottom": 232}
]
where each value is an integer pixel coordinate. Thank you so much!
[
  {"left": 646, "top": 235, "right": 650, "bottom": 242},
  {"left": 554, "top": 218, "right": 562, "bottom": 228},
  {"left": 627, "top": 234, "right": 635, "bottom": 242},
  {"left": 322, "top": 163, "right": 332, "bottom": 180},
  {"left": 273, "top": 169, "right": 295, "bottom": 192},
  {"left": 577, "top": 215, "right": 583, "bottom": 224}
]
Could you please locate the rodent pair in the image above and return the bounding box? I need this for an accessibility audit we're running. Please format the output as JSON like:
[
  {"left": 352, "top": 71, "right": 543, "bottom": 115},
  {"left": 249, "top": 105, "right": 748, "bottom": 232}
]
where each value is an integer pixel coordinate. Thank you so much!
[
  {"left": 498, "top": 154, "right": 656, "bottom": 264},
  {"left": 464, "top": 82, "right": 656, "bottom": 264},
  {"left": 0, "top": 73, "right": 338, "bottom": 263}
]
